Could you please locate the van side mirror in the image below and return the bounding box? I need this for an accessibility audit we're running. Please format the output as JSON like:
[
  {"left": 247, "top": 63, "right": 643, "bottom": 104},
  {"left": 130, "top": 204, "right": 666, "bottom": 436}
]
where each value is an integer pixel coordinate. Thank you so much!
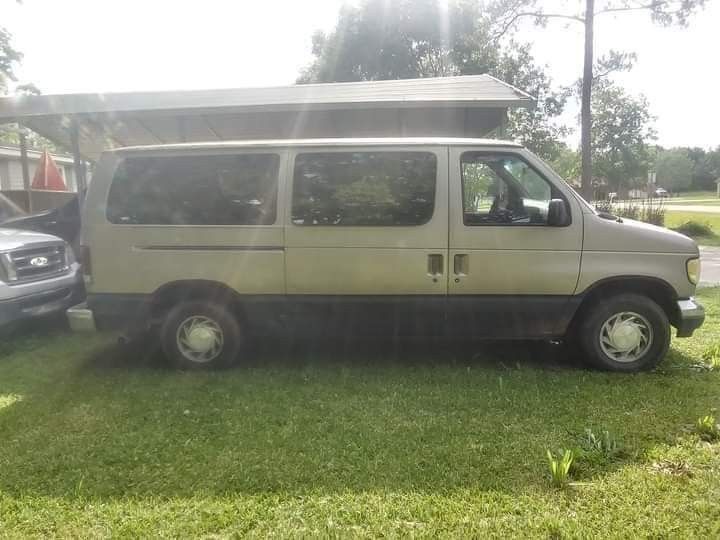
[{"left": 547, "top": 199, "right": 570, "bottom": 226}]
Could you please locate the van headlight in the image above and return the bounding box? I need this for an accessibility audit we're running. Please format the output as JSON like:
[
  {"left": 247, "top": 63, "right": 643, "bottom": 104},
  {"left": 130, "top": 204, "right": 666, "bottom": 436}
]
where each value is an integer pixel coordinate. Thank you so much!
[{"left": 687, "top": 257, "right": 701, "bottom": 285}]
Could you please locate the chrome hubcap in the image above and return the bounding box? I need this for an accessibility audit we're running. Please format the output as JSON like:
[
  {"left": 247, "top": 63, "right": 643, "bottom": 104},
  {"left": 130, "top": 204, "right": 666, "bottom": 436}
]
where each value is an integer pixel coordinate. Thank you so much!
[
  {"left": 599, "top": 311, "right": 652, "bottom": 363},
  {"left": 176, "top": 316, "right": 224, "bottom": 363}
]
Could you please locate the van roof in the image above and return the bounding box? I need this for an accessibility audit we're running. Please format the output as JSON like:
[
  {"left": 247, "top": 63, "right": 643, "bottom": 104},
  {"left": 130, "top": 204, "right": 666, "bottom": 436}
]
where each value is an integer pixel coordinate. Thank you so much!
[{"left": 112, "top": 137, "right": 524, "bottom": 154}]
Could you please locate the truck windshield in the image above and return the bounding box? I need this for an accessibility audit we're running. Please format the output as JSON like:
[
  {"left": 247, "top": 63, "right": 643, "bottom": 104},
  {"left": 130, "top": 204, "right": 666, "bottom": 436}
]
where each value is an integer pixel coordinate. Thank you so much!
[{"left": 0, "top": 194, "right": 26, "bottom": 223}]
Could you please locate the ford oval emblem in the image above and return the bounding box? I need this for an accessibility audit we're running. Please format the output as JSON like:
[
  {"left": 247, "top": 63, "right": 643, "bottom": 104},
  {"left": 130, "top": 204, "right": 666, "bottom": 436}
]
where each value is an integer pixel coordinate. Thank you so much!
[{"left": 30, "top": 256, "right": 49, "bottom": 267}]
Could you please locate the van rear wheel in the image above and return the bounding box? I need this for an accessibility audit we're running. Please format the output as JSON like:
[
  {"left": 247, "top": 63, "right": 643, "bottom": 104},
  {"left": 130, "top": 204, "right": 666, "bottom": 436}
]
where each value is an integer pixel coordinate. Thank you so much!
[
  {"left": 160, "top": 301, "right": 242, "bottom": 369},
  {"left": 577, "top": 293, "right": 670, "bottom": 372}
]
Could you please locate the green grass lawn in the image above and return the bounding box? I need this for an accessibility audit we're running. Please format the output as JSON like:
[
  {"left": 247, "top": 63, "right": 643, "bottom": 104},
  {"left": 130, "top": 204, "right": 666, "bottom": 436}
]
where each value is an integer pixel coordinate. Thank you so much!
[
  {"left": 1, "top": 291, "right": 719, "bottom": 537},
  {"left": 666, "top": 211, "right": 720, "bottom": 246}
]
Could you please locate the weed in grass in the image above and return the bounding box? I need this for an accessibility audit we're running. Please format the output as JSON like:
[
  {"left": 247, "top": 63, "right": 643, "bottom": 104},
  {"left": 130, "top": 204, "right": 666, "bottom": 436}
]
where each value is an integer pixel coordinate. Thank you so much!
[
  {"left": 701, "top": 344, "right": 720, "bottom": 371},
  {"left": 547, "top": 449, "right": 574, "bottom": 488},
  {"left": 583, "top": 428, "right": 621, "bottom": 458},
  {"left": 696, "top": 415, "right": 720, "bottom": 442},
  {"left": 651, "top": 459, "right": 693, "bottom": 478},
  {"left": 595, "top": 198, "right": 665, "bottom": 226}
]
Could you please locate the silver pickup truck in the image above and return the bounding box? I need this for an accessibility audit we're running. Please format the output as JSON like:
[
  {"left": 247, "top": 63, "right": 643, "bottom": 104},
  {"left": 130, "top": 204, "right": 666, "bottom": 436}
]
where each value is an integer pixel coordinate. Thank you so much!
[{"left": 0, "top": 228, "right": 83, "bottom": 327}]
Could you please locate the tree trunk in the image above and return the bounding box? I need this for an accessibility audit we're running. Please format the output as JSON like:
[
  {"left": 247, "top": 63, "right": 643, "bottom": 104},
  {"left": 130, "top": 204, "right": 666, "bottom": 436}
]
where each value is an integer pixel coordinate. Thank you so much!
[{"left": 580, "top": 0, "right": 595, "bottom": 201}]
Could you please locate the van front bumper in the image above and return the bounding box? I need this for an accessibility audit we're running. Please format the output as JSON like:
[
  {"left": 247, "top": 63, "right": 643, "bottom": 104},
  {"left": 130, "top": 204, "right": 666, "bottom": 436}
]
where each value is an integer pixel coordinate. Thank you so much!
[
  {"left": 676, "top": 297, "right": 705, "bottom": 337},
  {"left": 66, "top": 302, "right": 97, "bottom": 332}
]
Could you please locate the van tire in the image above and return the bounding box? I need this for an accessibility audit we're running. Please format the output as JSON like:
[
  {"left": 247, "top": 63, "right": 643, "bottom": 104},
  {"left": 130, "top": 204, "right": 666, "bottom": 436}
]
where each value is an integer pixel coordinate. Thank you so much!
[
  {"left": 577, "top": 293, "right": 670, "bottom": 372},
  {"left": 160, "top": 301, "right": 242, "bottom": 369}
]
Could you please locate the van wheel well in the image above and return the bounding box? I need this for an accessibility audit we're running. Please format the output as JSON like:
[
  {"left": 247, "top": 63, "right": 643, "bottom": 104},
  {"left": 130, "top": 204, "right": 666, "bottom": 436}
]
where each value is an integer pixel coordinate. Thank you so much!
[
  {"left": 572, "top": 278, "right": 680, "bottom": 330},
  {"left": 148, "top": 280, "right": 243, "bottom": 323}
]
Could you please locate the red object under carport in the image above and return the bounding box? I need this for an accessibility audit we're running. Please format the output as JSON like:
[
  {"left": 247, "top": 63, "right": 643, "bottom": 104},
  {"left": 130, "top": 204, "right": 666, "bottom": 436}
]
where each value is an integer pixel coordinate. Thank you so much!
[{"left": 31, "top": 149, "right": 67, "bottom": 191}]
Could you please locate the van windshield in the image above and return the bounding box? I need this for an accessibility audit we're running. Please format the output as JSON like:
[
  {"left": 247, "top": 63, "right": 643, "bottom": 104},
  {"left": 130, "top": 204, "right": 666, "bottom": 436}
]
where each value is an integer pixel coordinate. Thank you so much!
[{"left": 519, "top": 148, "right": 596, "bottom": 213}]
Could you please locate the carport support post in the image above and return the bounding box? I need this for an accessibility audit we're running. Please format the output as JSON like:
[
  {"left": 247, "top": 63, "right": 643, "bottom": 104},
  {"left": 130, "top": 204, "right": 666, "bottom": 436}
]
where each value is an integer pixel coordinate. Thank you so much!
[
  {"left": 70, "top": 119, "right": 87, "bottom": 196},
  {"left": 19, "top": 129, "right": 33, "bottom": 212}
]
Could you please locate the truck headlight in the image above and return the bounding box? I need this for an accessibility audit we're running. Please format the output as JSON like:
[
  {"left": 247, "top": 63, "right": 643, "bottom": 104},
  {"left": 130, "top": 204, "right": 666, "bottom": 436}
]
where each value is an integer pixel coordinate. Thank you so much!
[
  {"left": 687, "top": 257, "right": 701, "bottom": 285},
  {"left": 64, "top": 243, "right": 76, "bottom": 267},
  {"left": 0, "top": 253, "right": 7, "bottom": 283}
]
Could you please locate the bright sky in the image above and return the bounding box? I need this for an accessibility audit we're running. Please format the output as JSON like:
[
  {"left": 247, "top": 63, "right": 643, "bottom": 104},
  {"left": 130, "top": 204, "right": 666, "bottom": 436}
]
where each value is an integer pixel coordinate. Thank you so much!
[{"left": 4, "top": 0, "right": 719, "bottom": 149}]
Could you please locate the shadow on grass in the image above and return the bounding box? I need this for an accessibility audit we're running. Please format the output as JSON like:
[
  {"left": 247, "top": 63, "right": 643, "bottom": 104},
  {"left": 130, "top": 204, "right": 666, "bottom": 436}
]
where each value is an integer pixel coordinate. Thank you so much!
[
  {"left": 0, "top": 331, "right": 715, "bottom": 501},
  {"left": 82, "top": 332, "right": 582, "bottom": 373}
]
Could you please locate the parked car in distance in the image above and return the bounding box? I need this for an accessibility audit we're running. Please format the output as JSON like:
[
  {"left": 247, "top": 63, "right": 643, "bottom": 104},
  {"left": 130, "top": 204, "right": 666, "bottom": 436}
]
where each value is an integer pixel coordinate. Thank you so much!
[
  {"left": 1, "top": 227, "right": 83, "bottom": 327},
  {"left": 67, "top": 138, "right": 704, "bottom": 372},
  {"left": 654, "top": 187, "right": 669, "bottom": 198}
]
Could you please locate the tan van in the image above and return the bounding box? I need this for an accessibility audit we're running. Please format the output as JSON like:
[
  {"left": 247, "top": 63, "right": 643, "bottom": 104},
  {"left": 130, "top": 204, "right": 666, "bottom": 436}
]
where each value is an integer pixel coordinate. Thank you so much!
[{"left": 67, "top": 138, "right": 704, "bottom": 371}]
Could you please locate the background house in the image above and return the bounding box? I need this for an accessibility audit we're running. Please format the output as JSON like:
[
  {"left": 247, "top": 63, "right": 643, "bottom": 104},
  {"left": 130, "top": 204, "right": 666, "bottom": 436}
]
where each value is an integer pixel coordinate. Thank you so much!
[
  {"left": 0, "top": 145, "right": 78, "bottom": 191},
  {"left": 0, "top": 145, "right": 78, "bottom": 212}
]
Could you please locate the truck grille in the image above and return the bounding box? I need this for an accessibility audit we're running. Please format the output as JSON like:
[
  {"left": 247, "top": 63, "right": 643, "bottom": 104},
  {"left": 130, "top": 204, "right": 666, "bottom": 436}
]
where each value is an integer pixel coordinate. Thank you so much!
[{"left": 2, "top": 244, "right": 70, "bottom": 284}]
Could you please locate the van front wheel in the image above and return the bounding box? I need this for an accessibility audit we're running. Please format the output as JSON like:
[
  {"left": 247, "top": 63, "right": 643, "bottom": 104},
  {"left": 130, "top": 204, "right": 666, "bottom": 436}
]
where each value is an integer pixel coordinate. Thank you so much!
[
  {"left": 577, "top": 293, "right": 670, "bottom": 372},
  {"left": 160, "top": 301, "right": 242, "bottom": 369}
]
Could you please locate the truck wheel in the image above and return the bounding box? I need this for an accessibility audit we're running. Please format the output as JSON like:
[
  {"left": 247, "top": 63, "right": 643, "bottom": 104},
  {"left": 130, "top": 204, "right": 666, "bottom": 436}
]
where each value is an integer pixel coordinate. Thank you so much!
[
  {"left": 577, "top": 293, "right": 670, "bottom": 372},
  {"left": 160, "top": 300, "right": 242, "bottom": 369}
]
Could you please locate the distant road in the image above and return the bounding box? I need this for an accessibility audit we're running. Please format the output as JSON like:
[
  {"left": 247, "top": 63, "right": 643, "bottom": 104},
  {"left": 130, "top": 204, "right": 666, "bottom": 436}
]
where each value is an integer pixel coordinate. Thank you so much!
[{"left": 700, "top": 246, "right": 720, "bottom": 287}]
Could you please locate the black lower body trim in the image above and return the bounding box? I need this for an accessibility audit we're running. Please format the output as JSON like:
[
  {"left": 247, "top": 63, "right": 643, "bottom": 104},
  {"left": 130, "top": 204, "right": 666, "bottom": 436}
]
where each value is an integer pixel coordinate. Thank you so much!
[
  {"left": 88, "top": 293, "right": 582, "bottom": 339},
  {"left": 676, "top": 315, "right": 705, "bottom": 337},
  {"left": 88, "top": 293, "right": 150, "bottom": 332}
]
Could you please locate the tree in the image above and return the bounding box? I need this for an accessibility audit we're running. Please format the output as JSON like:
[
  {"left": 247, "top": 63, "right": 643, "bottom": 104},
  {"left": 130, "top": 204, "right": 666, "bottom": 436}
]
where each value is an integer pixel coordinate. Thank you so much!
[
  {"left": 591, "top": 82, "right": 655, "bottom": 196},
  {"left": 494, "top": 0, "right": 706, "bottom": 199},
  {"left": 682, "top": 146, "right": 720, "bottom": 191},
  {"left": 0, "top": 26, "right": 22, "bottom": 93},
  {"left": 549, "top": 144, "right": 581, "bottom": 184},
  {"left": 298, "top": 0, "right": 569, "bottom": 161},
  {"left": 0, "top": 25, "right": 61, "bottom": 152},
  {"left": 656, "top": 148, "right": 694, "bottom": 193}
]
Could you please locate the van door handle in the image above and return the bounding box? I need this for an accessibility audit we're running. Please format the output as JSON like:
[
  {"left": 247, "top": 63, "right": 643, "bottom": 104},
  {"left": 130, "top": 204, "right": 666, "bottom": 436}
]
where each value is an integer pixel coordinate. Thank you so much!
[
  {"left": 454, "top": 254, "right": 469, "bottom": 276},
  {"left": 427, "top": 254, "right": 443, "bottom": 278}
]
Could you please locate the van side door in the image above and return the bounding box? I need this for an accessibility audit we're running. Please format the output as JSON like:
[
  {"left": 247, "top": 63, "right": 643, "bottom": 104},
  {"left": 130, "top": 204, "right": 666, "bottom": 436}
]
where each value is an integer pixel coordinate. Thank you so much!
[
  {"left": 447, "top": 147, "right": 583, "bottom": 338},
  {"left": 284, "top": 145, "right": 449, "bottom": 336}
]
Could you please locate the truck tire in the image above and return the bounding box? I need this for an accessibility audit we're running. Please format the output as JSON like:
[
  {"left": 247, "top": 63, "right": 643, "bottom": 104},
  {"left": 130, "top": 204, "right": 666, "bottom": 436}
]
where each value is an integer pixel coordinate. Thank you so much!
[
  {"left": 578, "top": 293, "right": 670, "bottom": 372},
  {"left": 160, "top": 300, "right": 242, "bottom": 369}
]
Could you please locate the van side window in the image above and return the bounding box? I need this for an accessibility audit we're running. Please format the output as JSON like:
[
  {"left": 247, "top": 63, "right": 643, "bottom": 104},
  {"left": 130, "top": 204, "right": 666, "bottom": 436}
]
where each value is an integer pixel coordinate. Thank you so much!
[
  {"left": 106, "top": 153, "right": 280, "bottom": 225},
  {"left": 461, "top": 153, "right": 556, "bottom": 226},
  {"left": 292, "top": 151, "right": 437, "bottom": 226}
]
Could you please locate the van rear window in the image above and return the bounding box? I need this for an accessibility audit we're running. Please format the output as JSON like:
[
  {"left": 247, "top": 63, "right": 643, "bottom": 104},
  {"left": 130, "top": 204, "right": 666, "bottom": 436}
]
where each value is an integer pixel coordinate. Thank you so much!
[
  {"left": 106, "top": 153, "right": 280, "bottom": 225},
  {"left": 292, "top": 151, "right": 437, "bottom": 226}
]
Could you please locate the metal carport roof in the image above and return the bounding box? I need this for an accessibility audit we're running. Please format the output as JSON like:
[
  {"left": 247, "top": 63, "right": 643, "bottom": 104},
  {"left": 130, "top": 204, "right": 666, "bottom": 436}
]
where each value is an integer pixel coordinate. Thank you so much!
[{"left": 0, "top": 75, "right": 534, "bottom": 161}]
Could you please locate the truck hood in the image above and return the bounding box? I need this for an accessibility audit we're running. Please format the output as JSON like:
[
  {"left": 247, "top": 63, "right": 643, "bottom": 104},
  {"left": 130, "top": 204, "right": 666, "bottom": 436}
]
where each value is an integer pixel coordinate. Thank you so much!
[
  {"left": 584, "top": 214, "right": 699, "bottom": 255},
  {"left": 0, "top": 227, "right": 63, "bottom": 251}
]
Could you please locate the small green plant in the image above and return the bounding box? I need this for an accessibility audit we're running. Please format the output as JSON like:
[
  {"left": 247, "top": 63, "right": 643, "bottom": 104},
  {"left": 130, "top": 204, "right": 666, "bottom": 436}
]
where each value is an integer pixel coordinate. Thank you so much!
[
  {"left": 702, "top": 344, "right": 720, "bottom": 371},
  {"left": 642, "top": 200, "right": 666, "bottom": 226},
  {"left": 616, "top": 202, "right": 640, "bottom": 221},
  {"left": 696, "top": 415, "right": 720, "bottom": 442},
  {"left": 546, "top": 449, "right": 574, "bottom": 488},
  {"left": 594, "top": 199, "right": 613, "bottom": 214},
  {"left": 594, "top": 198, "right": 665, "bottom": 226},
  {"left": 584, "top": 428, "right": 620, "bottom": 456},
  {"left": 673, "top": 220, "right": 715, "bottom": 238}
]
